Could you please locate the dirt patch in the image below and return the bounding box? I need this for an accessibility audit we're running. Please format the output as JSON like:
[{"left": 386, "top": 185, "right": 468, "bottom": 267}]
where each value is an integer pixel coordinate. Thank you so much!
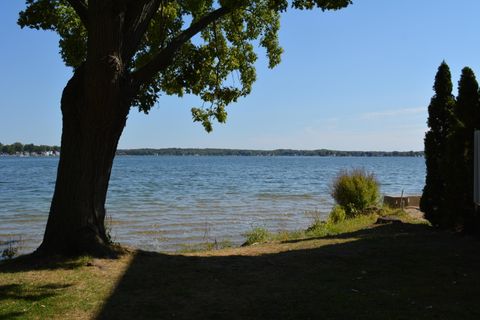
[{"left": 404, "top": 207, "right": 426, "bottom": 220}]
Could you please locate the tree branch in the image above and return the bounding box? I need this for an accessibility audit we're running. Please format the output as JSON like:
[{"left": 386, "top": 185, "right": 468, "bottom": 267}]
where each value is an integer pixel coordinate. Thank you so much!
[
  {"left": 123, "top": 0, "right": 162, "bottom": 61},
  {"left": 131, "top": 5, "right": 233, "bottom": 86},
  {"left": 66, "top": 0, "right": 89, "bottom": 28}
]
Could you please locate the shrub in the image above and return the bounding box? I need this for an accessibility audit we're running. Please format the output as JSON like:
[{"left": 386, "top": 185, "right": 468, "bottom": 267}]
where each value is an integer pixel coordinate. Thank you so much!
[
  {"left": 330, "top": 168, "right": 379, "bottom": 217},
  {"left": 242, "top": 227, "right": 271, "bottom": 246},
  {"left": 2, "top": 244, "right": 18, "bottom": 260},
  {"left": 328, "top": 205, "right": 347, "bottom": 224},
  {"left": 306, "top": 217, "right": 326, "bottom": 233}
]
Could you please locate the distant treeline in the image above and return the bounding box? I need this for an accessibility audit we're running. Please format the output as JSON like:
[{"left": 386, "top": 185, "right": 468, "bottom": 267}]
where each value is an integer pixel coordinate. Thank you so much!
[
  {"left": 0, "top": 142, "right": 60, "bottom": 155},
  {"left": 116, "top": 148, "right": 424, "bottom": 157},
  {"left": 1, "top": 143, "right": 423, "bottom": 157}
]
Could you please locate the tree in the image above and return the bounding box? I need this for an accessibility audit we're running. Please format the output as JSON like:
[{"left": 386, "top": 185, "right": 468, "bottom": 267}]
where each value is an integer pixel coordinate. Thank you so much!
[
  {"left": 12, "top": 142, "right": 24, "bottom": 153},
  {"left": 18, "top": 0, "right": 352, "bottom": 256},
  {"left": 23, "top": 143, "right": 35, "bottom": 153},
  {"left": 421, "top": 61, "right": 455, "bottom": 226},
  {"left": 445, "top": 67, "right": 480, "bottom": 231},
  {"left": 7, "top": 145, "right": 17, "bottom": 155}
]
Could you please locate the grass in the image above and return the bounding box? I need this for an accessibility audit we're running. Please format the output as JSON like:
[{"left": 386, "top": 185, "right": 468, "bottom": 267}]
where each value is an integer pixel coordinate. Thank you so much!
[
  {"left": 0, "top": 255, "right": 125, "bottom": 319},
  {"left": 177, "top": 239, "right": 233, "bottom": 253},
  {"left": 1, "top": 212, "right": 480, "bottom": 319},
  {"left": 242, "top": 227, "right": 272, "bottom": 246},
  {"left": 246, "top": 207, "right": 418, "bottom": 246}
]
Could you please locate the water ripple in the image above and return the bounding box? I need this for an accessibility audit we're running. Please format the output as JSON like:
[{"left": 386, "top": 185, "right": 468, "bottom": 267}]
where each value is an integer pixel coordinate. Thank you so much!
[{"left": 0, "top": 156, "right": 425, "bottom": 255}]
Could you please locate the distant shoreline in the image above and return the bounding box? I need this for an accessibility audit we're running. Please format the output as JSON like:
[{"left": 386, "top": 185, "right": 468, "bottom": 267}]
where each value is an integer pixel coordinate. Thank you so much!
[
  {"left": 0, "top": 145, "right": 424, "bottom": 157},
  {"left": 0, "top": 149, "right": 424, "bottom": 157},
  {"left": 116, "top": 148, "right": 424, "bottom": 157}
]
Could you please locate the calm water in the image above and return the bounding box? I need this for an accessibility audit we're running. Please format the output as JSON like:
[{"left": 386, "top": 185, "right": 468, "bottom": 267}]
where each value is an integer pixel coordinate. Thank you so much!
[{"left": 0, "top": 156, "right": 425, "bottom": 254}]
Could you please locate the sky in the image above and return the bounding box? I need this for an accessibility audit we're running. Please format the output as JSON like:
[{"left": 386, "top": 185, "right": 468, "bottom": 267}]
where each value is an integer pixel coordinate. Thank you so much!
[{"left": 1, "top": 1, "right": 480, "bottom": 151}]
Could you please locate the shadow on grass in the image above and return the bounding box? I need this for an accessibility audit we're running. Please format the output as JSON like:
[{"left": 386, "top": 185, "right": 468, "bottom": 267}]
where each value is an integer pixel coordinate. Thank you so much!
[
  {"left": 282, "top": 221, "right": 437, "bottom": 244},
  {"left": 0, "top": 283, "right": 71, "bottom": 302},
  {"left": 0, "top": 312, "right": 24, "bottom": 320},
  {"left": 0, "top": 253, "right": 90, "bottom": 274},
  {"left": 97, "top": 223, "right": 480, "bottom": 320},
  {"left": 0, "top": 282, "right": 73, "bottom": 320}
]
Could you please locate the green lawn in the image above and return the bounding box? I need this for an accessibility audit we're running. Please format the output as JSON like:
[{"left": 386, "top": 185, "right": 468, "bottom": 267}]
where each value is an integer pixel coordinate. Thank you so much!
[{"left": 1, "top": 216, "right": 479, "bottom": 319}]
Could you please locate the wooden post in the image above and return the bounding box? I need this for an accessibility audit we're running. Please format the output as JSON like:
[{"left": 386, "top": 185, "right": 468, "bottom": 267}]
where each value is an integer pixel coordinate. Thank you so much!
[{"left": 400, "top": 189, "right": 404, "bottom": 211}]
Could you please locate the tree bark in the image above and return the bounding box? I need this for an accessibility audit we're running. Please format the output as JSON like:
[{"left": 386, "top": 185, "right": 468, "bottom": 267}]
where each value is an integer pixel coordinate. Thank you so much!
[
  {"left": 37, "top": 64, "right": 130, "bottom": 256},
  {"left": 36, "top": 1, "right": 135, "bottom": 256}
]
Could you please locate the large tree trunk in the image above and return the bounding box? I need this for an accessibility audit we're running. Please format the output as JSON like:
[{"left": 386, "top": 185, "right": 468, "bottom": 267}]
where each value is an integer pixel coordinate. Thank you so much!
[
  {"left": 37, "top": 2, "right": 134, "bottom": 256},
  {"left": 38, "top": 63, "right": 130, "bottom": 256}
]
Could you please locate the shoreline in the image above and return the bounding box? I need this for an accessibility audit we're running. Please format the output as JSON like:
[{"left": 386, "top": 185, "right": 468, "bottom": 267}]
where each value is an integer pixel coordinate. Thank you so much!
[{"left": 1, "top": 208, "right": 425, "bottom": 259}]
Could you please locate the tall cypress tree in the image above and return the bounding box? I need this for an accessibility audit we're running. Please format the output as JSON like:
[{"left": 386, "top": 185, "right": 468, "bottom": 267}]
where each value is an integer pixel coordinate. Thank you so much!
[
  {"left": 421, "top": 61, "right": 456, "bottom": 226},
  {"left": 445, "top": 67, "right": 480, "bottom": 231}
]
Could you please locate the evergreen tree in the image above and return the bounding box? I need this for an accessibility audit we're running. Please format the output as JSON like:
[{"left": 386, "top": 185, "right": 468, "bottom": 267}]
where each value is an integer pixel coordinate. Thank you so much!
[
  {"left": 421, "top": 61, "right": 456, "bottom": 226},
  {"left": 445, "top": 67, "right": 480, "bottom": 231}
]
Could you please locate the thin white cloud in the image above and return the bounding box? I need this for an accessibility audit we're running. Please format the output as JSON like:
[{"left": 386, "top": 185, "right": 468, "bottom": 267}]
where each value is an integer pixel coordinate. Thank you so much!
[{"left": 360, "top": 107, "right": 425, "bottom": 120}]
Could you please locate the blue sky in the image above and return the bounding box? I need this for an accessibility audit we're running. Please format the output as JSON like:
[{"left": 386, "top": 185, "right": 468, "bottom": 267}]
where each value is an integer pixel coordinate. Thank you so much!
[{"left": 1, "top": 1, "right": 479, "bottom": 151}]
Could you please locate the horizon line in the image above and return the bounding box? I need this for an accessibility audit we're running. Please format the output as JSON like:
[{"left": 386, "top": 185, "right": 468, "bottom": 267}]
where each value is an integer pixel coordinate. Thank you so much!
[{"left": 117, "top": 147, "right": 424, "bottom": 153}]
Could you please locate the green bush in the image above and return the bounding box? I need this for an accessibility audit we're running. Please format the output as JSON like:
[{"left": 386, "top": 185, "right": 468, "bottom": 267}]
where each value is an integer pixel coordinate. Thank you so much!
[
  {"left": 328, "top": 205, "right": 347, "bottom": 224},
  {"left": 330, "top": 168, "right": 379, "bottom": 217},
  {"left": 242, "top": 227, "right": 271, "bottom": 246},
  {"left": 306, "top": 217, "right": 326, "bottom": 233}
]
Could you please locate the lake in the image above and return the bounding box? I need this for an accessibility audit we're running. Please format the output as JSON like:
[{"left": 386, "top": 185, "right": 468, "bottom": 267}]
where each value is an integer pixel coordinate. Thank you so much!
[{"left": 0, "top": 156, "right": 425, "bottom": 254}]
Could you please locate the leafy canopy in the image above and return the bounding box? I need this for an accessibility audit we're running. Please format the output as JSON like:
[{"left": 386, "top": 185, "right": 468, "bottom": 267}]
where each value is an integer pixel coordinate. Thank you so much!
[{"left": 18, "top": 0, "right": 351, "bottom": 131}]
